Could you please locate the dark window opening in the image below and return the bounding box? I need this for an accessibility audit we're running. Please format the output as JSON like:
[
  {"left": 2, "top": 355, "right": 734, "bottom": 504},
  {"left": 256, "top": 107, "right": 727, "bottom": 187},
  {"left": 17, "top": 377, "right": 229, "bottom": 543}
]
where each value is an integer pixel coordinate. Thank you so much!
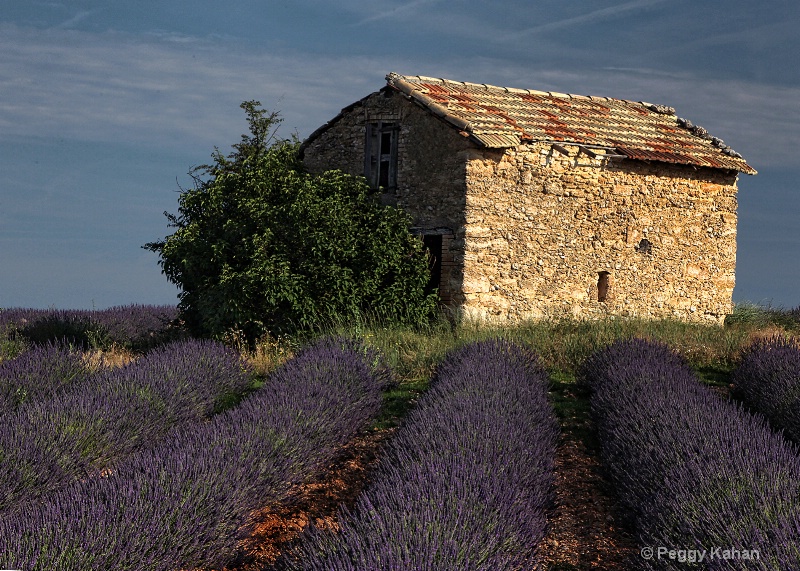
[
  {"left": 365, "top": 122, "right": 398, "bottom": 190},
  {"left": 423, "top": 234, "right": 443, "bottom": 296},
  {"left": 636, "top": 238, "right": 653, "bottom": 255},
  {"left": 597, "top": 271, "right": 610, "bottom": 302}
]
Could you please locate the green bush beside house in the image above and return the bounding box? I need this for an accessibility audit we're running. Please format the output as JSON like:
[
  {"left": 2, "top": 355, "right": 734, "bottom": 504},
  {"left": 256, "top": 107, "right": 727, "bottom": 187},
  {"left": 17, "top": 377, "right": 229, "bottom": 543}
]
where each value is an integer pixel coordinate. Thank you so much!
[{"left": 145, "top": 102, "right": 438, "bottom": 343}]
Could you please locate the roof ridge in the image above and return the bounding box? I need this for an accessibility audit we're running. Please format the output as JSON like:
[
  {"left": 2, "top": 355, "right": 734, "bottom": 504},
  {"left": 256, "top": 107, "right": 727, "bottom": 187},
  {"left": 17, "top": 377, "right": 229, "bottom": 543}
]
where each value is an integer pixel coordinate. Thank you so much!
[{"left": 387, "top": 72, "right": 676, "bottom": 109}]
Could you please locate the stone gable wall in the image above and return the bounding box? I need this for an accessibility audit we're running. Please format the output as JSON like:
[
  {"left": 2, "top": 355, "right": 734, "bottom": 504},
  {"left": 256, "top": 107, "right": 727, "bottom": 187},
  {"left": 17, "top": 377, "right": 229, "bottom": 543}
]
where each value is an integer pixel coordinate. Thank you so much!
[
  {"left": 462, "top": 143, "right": 739, "bottom": 323},
  {"left": 302, "top": 92, "right": 740, "bottom": 324}
]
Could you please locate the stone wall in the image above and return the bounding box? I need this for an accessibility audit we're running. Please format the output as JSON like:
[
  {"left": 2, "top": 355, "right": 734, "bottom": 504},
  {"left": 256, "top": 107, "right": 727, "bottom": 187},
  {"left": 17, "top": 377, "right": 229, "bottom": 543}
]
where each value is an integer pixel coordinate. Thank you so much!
[
  {"left": 302, "top": 91, "right": 740, "bottom": 324},
  {"left": 461, "top": 143, "right": 739, "bottom": 323}
]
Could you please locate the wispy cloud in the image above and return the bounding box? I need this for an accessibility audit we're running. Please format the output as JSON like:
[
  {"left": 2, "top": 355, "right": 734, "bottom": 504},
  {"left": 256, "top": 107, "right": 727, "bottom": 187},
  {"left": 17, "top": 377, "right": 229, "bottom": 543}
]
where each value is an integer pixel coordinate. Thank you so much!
[
  {"left": 0, "top": 24, "right": 383, "bottom": 151},
  {"left": 633, "top": 17, "right": 800, "bottom": 75},
  {"left": 1, "top": 20, "right": 797, "bottom": 171},
  {"left": 354, "top": 0, "right": 446, "bottom": 25},
  {"left": 53, "top": 9, "right": 95, "bottom": 29},
  {"left": 511, "top": 0, "right": 669, "bottom": 37}
]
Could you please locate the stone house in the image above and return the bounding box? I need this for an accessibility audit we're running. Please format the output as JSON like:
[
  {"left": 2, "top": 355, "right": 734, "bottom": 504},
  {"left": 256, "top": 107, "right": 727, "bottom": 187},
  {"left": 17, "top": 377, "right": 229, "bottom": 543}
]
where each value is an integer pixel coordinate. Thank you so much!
[{"left": 300, "top": 73, "right": 756, "bottom": 323}]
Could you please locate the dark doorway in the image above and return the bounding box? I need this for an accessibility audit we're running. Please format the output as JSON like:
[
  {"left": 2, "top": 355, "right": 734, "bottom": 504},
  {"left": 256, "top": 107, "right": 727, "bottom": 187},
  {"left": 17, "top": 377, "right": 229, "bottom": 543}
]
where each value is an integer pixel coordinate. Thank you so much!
[
  {"left": 597, "top": 271, "right": 610, "bottom": 302},
  {"left": 423, "top": 234, "right": 443, "bottom": 295}
]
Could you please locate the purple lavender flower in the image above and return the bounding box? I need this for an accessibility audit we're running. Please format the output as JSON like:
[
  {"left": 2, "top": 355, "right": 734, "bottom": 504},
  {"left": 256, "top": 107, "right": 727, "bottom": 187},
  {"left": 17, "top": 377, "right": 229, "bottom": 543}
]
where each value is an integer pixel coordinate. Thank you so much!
[
  {"left": 0, "top": 338, "right": 253, "bottom": 514},
  {"left": 0, "top": 341, "right": 89, "bottom": 412},
  {"left": 1, "top": 304, "right": 180, "bottom": 351},
  {"left": 732, "top": 335, "right": 800, "bottom": 443},
  {"left": 583, "top": 338, "right": 800, "bottom": 570}
]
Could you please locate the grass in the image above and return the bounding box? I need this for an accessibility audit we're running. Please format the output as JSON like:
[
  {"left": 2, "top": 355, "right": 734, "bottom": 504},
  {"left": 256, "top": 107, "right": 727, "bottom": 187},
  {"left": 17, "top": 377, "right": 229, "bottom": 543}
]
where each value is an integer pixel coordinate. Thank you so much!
[
  {"left": 0, "top": 331, "right": 27, "bottom": 362},
  {"left": 248, "top": 303, "right": 800, "bottom": 431},
  {"left": 548, "top": 374, "right": 595, "bottom": 444}
]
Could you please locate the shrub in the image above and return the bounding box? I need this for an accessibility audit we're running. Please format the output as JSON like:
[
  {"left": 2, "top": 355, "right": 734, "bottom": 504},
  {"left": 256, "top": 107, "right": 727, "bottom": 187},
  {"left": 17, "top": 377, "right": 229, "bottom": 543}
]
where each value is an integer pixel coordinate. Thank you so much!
[
  {"left": 0, "top": 305, "right": 181, "bottom": 352},
  {"left": 282, "top": 339, "right": 559, "bottom": 570},
  {"left": 582, "top": 338, "right": 800, "bottom": 570},
  {"left": 732, "top": 335, "right": 800, "bottom": 443},
  {"left": 144, "top": 102, "right": 437, "bottom": 342},
  {"left": 0, "top": 336, "right": 386, "bottom": 571},
  {"left": 86, "top": 304, "right": 182, "bottom": 350},
  {"left": 15, "top": 309, "right": 95, "bottom": 347}
]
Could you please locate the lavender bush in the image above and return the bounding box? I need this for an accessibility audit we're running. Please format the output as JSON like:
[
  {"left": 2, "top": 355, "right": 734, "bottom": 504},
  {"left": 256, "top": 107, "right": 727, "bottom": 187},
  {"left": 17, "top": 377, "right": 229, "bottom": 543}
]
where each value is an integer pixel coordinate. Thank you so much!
[
  {"left": 731, "top": 335, "right": 800, "bottom": 443},
  {"left": 0, "top": 341, "right": 90, "bottom": 413},
  {"left": 0, "top": 307, "right": 42, "bottom": 360},
  {"left": 279, "top": 339, "right": 559, "bottom": 571},
  {"left": 582, "top": 338, "right": 800, "bottom": 570},
  {"left": 0, "top": 307, "right": 43, "bottom": 332},
  {"left": 0, "top": 338, "right": 253, "bottom": 513},
  {"left": 0, "top": 304, "right": 180, "bottom": 352},
  {"left": 0, "top": 336, "right": 387, "bottom": 571},
  {"left": 90, "top": 304, "right": 181, "bottom": 349}
]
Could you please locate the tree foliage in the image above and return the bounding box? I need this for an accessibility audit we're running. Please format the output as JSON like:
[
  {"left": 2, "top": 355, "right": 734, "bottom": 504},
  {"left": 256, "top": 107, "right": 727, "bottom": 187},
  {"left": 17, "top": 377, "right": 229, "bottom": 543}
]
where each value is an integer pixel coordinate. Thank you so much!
[{"left": 145, "top": 101, "right": 438, "bottom": 340}]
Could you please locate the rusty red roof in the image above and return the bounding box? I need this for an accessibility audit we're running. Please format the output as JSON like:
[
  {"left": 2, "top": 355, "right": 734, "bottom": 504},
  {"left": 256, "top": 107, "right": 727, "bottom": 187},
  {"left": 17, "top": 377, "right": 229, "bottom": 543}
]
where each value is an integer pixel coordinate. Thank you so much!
[{"left": 385, "top": 73, "right": 756, "bottom": 175}]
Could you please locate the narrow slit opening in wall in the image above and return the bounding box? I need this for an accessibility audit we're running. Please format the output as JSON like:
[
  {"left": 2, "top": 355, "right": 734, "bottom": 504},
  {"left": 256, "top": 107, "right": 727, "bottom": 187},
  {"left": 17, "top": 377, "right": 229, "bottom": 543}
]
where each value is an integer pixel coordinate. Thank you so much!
[{"left": 597, "top": 271, "right": 610, "bottom": 302}]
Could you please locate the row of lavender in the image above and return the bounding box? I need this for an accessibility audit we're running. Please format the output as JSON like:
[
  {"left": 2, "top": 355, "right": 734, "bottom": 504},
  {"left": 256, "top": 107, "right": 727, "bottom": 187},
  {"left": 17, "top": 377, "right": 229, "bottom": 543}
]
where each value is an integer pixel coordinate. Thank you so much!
[
  {"left": 0, "top": 337, "right": 387, "bottom": 571},
  {"left": 277, "top": 340, "right": 559, "bottom": 570},
  {"left": 581, "top": 338, "right": 800, "bottom": 570},
  {"left": 0, "top": 339, "right": 254, "bottom": 513},
  {"left": 0, "top": 342, "right": 90, "bottom": 413},
  {"left": 0, "top": 304, "right": 180, "bottom": 353},
  {"left": 732, "top": 335, "right": 800, "bottom": 443}
]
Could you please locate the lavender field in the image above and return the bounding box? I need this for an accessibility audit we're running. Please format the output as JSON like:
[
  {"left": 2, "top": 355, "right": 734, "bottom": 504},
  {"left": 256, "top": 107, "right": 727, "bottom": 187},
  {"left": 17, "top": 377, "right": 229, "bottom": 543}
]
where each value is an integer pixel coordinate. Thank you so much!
[{"left": 1, "top": 305, "right": 800, "bottom": 570}]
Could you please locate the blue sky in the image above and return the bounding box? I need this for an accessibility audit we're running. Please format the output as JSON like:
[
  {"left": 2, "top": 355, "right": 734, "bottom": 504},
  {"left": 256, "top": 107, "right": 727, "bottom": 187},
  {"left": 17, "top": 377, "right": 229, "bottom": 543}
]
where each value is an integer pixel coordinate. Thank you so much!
[{"left": 1, "top": 1, "right": 798, "bottom": 310}]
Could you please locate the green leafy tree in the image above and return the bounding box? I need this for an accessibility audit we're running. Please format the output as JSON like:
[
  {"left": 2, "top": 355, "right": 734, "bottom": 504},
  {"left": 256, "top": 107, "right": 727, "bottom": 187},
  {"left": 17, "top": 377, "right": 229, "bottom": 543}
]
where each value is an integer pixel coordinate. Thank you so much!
[{"left": 145, "top": 101, "right": 438, "bottom": 341}]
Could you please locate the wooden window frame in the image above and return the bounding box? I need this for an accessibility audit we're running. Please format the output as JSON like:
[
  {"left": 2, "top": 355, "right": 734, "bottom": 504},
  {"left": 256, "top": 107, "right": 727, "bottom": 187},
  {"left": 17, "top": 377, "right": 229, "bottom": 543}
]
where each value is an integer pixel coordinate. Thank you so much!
[{"left": 365, "top": 121, "right": 398, "bottom": 191}]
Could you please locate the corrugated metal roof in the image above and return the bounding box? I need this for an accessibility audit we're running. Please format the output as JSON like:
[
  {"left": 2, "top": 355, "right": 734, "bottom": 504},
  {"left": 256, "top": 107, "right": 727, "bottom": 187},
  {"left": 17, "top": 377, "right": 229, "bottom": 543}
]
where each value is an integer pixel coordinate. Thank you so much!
[{"left": 386, "top": 73, "right": 756, "bottom": 175}]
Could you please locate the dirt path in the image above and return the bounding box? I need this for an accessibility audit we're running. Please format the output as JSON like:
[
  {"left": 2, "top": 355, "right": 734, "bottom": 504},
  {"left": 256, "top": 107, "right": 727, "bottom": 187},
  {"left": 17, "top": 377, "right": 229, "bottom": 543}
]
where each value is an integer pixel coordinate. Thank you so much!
[{"left": 536, "top": 432, "right": 639, "bottom": 570}]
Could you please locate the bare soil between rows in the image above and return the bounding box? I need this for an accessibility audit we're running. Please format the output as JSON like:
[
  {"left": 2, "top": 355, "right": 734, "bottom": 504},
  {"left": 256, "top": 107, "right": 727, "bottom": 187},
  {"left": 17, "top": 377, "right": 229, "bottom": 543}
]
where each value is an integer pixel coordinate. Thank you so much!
[
  {"left": 212, "top": 428, "right": 396, "bottom": 571},
  {"left": 536, "top": 432, "right": 639, "bottom": 569}
]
